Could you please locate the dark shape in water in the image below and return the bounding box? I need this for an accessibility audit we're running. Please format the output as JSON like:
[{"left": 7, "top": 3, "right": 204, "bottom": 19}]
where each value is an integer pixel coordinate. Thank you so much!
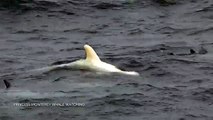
[
  {"left": 0, "top": 0, "right": 33, "bottom": 8},
  {"left": 3, "top": 80, "right": 11, "bottom": 89},
  {"left": 167, "top": 52, "right": 174, "bottom": 55},
  {"left": 59, "top": 9, "right": 75, "bottom": 15},
  {"left": 154, "top": 0, "right": 176, "bottom": 6},
  {"left": 92, "top": 2, "right": 121, "bottom": 9},
  {"left": 198, "top": 47, "right": 208, "bottom": 54},
  {"left": 190, "top": 49, "right": 196, "bottom": 54}
]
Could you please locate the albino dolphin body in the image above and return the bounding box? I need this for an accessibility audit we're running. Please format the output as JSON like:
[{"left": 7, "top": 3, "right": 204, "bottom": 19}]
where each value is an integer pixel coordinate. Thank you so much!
[{"left": 38, "top": 44, "right": 139, "bottom": 76}]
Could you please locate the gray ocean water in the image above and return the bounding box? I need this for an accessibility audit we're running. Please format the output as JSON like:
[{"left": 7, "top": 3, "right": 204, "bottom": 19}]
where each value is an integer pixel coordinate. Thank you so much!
[{"left": 0, "top": 0, "right": 213, "bottom": 120}]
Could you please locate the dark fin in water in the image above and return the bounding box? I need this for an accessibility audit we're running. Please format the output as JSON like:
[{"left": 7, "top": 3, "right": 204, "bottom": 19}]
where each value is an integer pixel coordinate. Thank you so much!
[
  {"left": 3, "top": 80, "right": 11, "bottom": 89},
  {"left": 190, "top": 49, "right": 196, "bottom": 54}
]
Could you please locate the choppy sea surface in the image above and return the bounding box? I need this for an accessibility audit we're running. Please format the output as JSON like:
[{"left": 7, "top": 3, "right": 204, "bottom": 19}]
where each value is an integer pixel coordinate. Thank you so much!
[{"left": 0, "top": 0, "right": 213, "bottom": 120}]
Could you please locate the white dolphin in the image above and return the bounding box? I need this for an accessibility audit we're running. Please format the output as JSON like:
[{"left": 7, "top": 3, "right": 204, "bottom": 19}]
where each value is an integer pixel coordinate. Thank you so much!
[{"left": 38, "top": 44, "right": 139, "bottom": 76}]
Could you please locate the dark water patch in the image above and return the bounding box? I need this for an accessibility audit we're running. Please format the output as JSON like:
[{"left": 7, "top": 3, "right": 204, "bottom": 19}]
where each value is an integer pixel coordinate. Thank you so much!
[
  {"left": 2, "top": 0, "right": 61, "bottom": 12},
  {"left": 153, "top": 86, "right": 182, "bottom": 98},
  {"left": 198, "top": 47, "right": 208, "bottom": 54},
  {"left": 201, "top": 42, "right": 213, "bottom": 46},
  {"left": 153, "top": 0, "right": 177, "bottom": 6},
  {"left": 205, "top": 14, "right": 213, "bottom": 19},
  {"left": 48, "top": 8, "right": 75, "bottom": 16},
  {"left": 122, "top": 0, "right": 152, "bottom": 6},
  {"left": 127, "top": 28, "right": 144, "bottom": 35},
  {"left": 89, "top": 93, "right": 144, "bottom": 101},
  {"left": 198, "top": 66, "right": 213, "bottom": 71},
  {"left": 115, "top": 83, "right": 161, "bottom": 92},
  {"left": 188, "top": 27, "right": 213, "bottom": 35},
  {"left": 25, "top": 73, "right": 48, "bottom": 81},
  {"left": 67, "top": 0, "right": 87, "bottom": 6},
  {"left": 152, "top": 87, "right": 183, "bottom": 103},
  {"left": 177, "top": 78, "right": 212, "bottom": 90},
  {"left": 63, "top": 28, "right": 80, "bottom": 33},
  {"left": 0, "top": 72, "right": 17, "bottom": 81},
  {"left": 63, "top": 28, "right": 99, "bottom": 34},
  {"left": 103, "top": 52, "right": 117, "bottom": 58},
  {"left": 92, "top": 2, "right": 122, "bottom": 10},
  {"left": 162, "top": 86, "right": 180, "bottom": 91},
  {"left": 51, "top": 60, "right": 74, "bottom": 65},
  {"left": 87, "top": 93, "right": 174, "bottom": 110},
  {"left": 190, "top": 87, "right": 213, "bottom": 103},
  {"left": 18, "top": 98, "right": 53, "bottom": 103},
  {"left": 18, "top": 98, "right": 31, "bottom": 103},
  {"left": 164, "top": 58, "right": 200, "bottom": 64},
  {"left": 88, "top": 93, "right": 145, "bottom": 111},
  {"left": 116, "top": 82, "right": 141, "bottom": 88},
  {"left": 131, "top": 47, "right": 162, "bottom": 55},
  {"left": 0, "top": 0, "right": 33, "bottom": 9},
  {"left": 150, "top": 68, "right": 174, "bottom": 77},
  {"left": 106, "top": 97, "right": 143, "bottom": 107},
  {"left": 102, "top": 56, "right": 125, "bottom": 65},
  {"left": 91, "top": 24, "right": 109, "bottom": 30},
  {"left": 139, "top": 84, "right": 161, "bottom": 91},
  {"left": 0, "top": 116, "right": 13, "bottom": 120},
  {"left": 164, "top": 41, "right": 188, "bottom": 47},
  {"left": 70, "top": 41, "right": 81, "bottom": 44},
  {"left": 80, "top": 29, "right": 99, "bottom": 34},
  {"left": 90, "top": 108, "right": 140, "bottom": 117},
  {"left": 0, "top": 58, "right": 22, "bottom": 64},
  {"left": 33, "top": 50, "right": 48, "bottom": 55},
  {"left": 184, "top": 114, "right": 210, "bottom": 120},
  {"left": 34, "top": 0, "right": 60, "bottom": 7},
  {"left": 59, "top": 47, "right": 83, "bottom": 52},
  {"left": 56, "top": 90, "right": 80, "bottom": 94},
  {"left": 195, "top": 4, "right": 213, "bottom": 12},
  {"left": 58, "top": 8, "right": 75, "bottom": 15},
  {"left": 15, "top": 29, "right": 45, "bottom": 34},
  {"left": 47, "top": 14, "right": 57, "bottom": 17},
  {"left": 142, "top": 64, "right": 159, "bottom": 71},
  {"left": 156, "top": 26, "right": 187, "bottom": 34},
  {"left": 40, "top": 24, "right": 48, "bottom": 27},
  {"left": 130, "top": 44, "right": 197, "bottom": 56},
  {"left": 166, "top": 47, "right": 196, "bottom": 56},
  {"left": 53, "top": 37, "right": 69, "bottom": 44},
  {"left": 52, "top": 76, "right": 67, "bottom": 82},
  {"left": 121, "top": 59, "right": 144, "bottom": 68},
  {"left": 185, "top": 78, "right": 211, "bottom": 85}
]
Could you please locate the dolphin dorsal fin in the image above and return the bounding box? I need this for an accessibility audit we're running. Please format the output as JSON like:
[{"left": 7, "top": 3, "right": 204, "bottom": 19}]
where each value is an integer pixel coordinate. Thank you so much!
[
  {"left": 3, "top": 80, "right": 11, "bottom": 89},
  {"left": 84, "top": 44, "right": 101, "bottom": 62}
]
